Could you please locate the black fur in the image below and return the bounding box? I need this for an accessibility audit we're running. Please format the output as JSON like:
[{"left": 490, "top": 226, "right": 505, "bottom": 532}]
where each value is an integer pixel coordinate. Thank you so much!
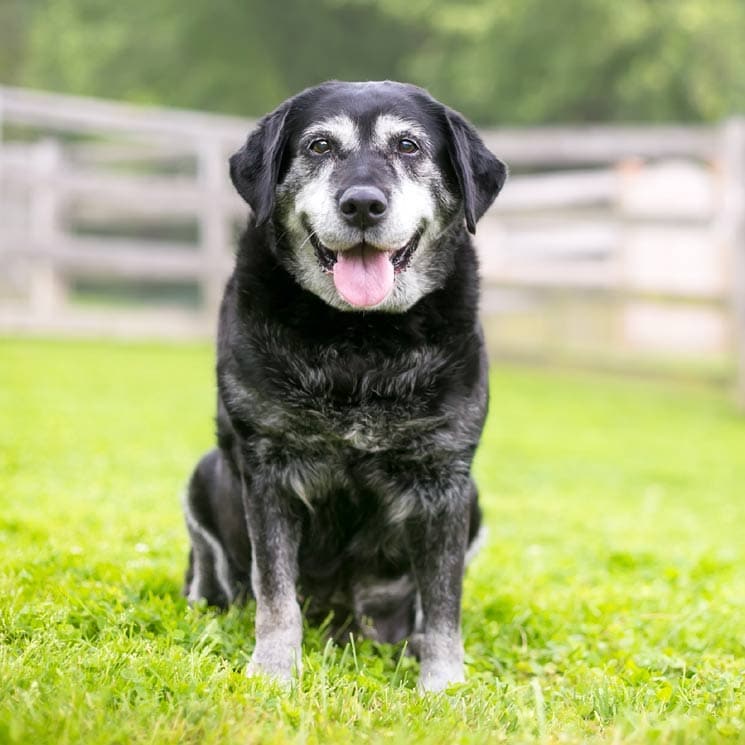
[
  {"left": 183, "top": 81, "right": 505, "bottom": 690},
  {"left": 444, "top": 108, "right": 507, "bottom": 234}
]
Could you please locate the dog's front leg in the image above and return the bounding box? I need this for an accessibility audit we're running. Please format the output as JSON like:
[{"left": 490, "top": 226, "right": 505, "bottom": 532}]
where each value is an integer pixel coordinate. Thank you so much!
[
  {"left": 241, "top": 471, "right": 302, "bottom": 684},
  {"left": 406, "top": 478, "right": 471, "bottom": 693}
]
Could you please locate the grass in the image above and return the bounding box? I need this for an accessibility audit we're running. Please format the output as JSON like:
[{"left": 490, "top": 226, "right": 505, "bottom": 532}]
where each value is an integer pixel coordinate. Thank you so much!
[{"left": 1, "top": 337, "right": 744, "bottom": 744}]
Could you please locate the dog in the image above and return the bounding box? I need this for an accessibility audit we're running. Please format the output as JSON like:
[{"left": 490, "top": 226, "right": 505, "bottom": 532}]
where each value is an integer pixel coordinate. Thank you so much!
[{"left": 182, "top": 80, "right": 506, "bottom": 692}]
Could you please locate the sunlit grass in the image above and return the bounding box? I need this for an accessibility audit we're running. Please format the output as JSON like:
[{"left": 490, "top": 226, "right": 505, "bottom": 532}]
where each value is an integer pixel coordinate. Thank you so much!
[{"left": 1, "top": 337, "right": 744, "bottom": 743}]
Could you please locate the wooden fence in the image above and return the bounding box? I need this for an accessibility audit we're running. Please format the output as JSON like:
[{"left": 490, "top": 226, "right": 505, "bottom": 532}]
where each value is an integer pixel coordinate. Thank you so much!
[{"left": 1, "top": 86, "right": 744, "bottom": 405}]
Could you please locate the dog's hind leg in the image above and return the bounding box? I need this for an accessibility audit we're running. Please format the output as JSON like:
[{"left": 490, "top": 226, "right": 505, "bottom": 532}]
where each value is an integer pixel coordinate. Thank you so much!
[
  {"left": 352, "top": 574, "right": 417, "bottom": 645},
  {"left": 183, "top": 449, "right": 250, "bottom": 608}
]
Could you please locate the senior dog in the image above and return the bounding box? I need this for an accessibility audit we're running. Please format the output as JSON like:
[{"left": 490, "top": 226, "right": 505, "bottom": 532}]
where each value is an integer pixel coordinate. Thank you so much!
[{"left": 183, "top": 81, "right": 506, "bottom": 692}]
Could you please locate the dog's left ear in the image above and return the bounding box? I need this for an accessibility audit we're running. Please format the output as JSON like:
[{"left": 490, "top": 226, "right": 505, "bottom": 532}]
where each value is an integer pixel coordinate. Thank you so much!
[
  {"left": 229, "top": 103, "right": 291, "bottom": 225},
  {"left": 444, "top": 109, "right": 507, "bottom": 234}
]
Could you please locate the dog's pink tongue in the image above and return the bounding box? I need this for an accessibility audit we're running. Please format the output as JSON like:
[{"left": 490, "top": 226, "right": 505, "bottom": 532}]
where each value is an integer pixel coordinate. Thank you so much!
[{"left": 333, "top": 245, "right": 394, "bottom": 308}]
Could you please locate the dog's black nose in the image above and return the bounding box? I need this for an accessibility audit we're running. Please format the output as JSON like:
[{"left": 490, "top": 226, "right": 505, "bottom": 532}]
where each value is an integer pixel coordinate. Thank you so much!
[{"left": 339, "top": 186, "right": 387, "bottom": 229}]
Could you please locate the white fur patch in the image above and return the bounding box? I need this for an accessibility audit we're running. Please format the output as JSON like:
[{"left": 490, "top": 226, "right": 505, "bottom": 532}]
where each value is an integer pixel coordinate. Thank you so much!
[
  {"left": 465, "top": 525, "right": 488, "bottom": 566},
  {"left": 304, "top": 115, "right": 360, "bottom": 152},
  {"left": 183, "top": 490, "right": 234, "bottom": 603},
  {"left": 372, "top": 114, "right": 429, "bottom": 151}
]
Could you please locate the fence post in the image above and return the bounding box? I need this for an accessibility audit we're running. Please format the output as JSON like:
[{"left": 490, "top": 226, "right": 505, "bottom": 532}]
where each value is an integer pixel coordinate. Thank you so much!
[
  {"left": 613, "top": 158, "right": 642, "bottom": 361},
  {"left": 0, "top": 86, "right": 4, "bottom": 164},
  {"left": 0, "top": 87, "right": 5, "bottom": 233},
  {"left": 29, "top": 139, "right": 67, "bottom": 319},
  {"left": 720, "top": 118, "right": 745, "bottom": 410},
  {"left": 197, "top": 138, "right": 229, "bottom": 325}
]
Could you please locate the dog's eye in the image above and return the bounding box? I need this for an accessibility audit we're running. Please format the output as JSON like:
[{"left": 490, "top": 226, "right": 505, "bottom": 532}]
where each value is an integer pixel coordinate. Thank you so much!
[
  {"left": 308, "top": 139, "right": 332, "bottom": 155},
  {"left": 397, "top": 139, "right": 419, "bottom": 155}
]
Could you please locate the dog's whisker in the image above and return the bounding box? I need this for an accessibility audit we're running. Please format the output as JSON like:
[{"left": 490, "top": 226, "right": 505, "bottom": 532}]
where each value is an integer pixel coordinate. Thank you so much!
[{"left": 298, "top": 231, "right": 316, "bottom": 251}]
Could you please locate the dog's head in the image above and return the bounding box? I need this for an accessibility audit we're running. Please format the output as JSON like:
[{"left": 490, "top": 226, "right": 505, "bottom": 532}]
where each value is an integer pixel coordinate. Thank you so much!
[{"left": 230, "top": 81, "right": 506, "bottom": 312}]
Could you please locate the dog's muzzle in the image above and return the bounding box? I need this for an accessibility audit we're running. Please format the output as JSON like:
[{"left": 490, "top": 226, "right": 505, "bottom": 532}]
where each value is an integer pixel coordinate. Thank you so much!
[{"left": 308, "top": 230, "right": 422, "bottom": 308}]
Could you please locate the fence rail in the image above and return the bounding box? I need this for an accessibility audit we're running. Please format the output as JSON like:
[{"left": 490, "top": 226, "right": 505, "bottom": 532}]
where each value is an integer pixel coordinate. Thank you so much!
[{"left": 1, "top": 86, "right": 743, "bottom": 406}]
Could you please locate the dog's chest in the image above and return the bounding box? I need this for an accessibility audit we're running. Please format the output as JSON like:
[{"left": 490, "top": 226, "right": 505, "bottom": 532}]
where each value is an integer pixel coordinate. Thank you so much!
[{"left": 237, "top": 340, "right": 453, "bottom": 452}]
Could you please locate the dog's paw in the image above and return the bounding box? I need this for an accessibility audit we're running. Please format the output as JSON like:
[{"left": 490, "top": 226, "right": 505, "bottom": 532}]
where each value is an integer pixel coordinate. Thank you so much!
[
  {"left": 416, "top": 632, "right": 465, "bottom": 693},
  {"left": 246, "top": 637, "right": 302, "bottom": 686},
  {"left": 417, "top": 660, "right": 465, "bottom": 693}
]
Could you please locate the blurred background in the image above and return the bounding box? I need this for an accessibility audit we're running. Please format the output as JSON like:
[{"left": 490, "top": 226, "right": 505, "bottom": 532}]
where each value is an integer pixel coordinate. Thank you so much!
[{"left": 1, "top": 0, "right": 744, "bottom": 404}]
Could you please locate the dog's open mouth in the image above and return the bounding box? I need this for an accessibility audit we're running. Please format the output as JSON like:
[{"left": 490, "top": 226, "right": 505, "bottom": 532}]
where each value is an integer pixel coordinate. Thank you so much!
[
  {"left": 307, "top": 230, "right": 422, "bottom": 308},
  {"left": 309, "top": 231, "right": 421, "bottom": 276}
]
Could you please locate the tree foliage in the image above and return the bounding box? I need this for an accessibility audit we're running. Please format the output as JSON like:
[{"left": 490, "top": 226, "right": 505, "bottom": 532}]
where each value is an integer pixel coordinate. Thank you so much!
[
  {"left": 13, "top": 0, "right": 417, "bottom": 116},
  {"left": 369, "top": 0, "right": 745, "bottom": 124},
  {"left": 1, "top": 0, "right": 744, "bottom": 124}
]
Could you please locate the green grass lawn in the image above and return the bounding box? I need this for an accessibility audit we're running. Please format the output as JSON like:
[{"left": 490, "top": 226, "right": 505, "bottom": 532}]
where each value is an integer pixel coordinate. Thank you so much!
[{"left": 1, "top": 338, "right": 744, "bottom": 744}]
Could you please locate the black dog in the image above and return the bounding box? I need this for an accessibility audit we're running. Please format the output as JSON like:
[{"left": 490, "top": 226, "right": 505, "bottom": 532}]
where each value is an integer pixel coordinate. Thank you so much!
[{"left": 183, "top": 81, "right": 506, "bottom": 692}]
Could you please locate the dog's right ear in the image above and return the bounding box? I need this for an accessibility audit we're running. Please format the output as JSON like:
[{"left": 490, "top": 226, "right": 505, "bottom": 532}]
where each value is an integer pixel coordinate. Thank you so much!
[{"left": 229, "top": 103, "right": 291, "bottom": 225}]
